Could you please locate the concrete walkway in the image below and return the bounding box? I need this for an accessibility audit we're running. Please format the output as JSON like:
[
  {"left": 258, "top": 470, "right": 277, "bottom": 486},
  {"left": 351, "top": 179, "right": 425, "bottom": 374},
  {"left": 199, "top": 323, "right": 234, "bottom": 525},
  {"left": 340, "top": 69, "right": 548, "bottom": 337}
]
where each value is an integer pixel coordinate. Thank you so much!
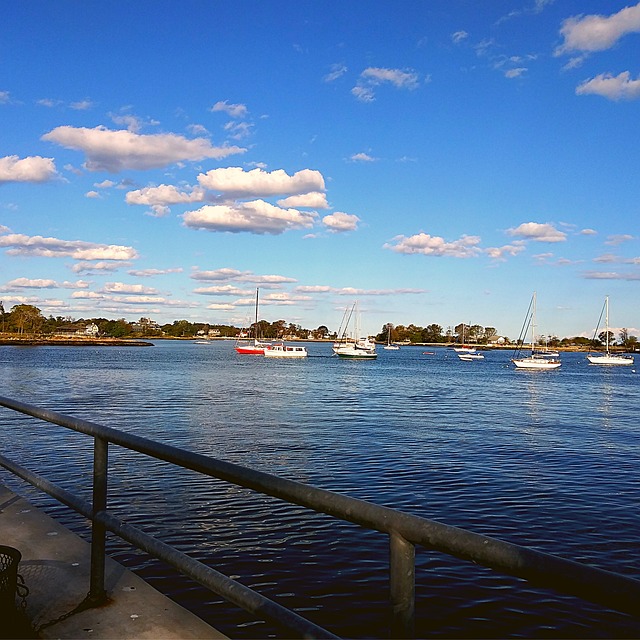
[{"left": 0, "top": 484, "right": 226, "bottom": 639}]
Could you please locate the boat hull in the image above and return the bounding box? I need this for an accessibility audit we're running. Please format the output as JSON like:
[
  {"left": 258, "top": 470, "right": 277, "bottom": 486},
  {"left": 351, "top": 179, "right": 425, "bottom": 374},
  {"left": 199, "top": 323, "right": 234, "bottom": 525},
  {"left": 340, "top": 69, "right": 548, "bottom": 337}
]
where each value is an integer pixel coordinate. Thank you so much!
[
  {"left": 512, "top": 356, "right": 561, "bottom": 370},
  {"left": 587, "top": 354, "right": 634, "bottom": 366}
]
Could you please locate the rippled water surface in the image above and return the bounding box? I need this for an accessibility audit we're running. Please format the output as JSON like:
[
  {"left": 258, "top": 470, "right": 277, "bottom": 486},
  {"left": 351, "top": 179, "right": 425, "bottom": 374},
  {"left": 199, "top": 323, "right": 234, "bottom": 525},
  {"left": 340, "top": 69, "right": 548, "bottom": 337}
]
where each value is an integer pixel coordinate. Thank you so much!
[{"left": 1, "top": 340, "right": 639, "bottom": 638}]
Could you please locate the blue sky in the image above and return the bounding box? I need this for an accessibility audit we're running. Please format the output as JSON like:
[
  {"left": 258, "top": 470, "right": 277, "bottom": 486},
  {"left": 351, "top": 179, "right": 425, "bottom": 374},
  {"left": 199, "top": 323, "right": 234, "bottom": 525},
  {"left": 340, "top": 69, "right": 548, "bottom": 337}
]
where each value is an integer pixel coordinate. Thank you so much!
[{"left": 1, "top": 0, "right": 639, "bottom": 339}]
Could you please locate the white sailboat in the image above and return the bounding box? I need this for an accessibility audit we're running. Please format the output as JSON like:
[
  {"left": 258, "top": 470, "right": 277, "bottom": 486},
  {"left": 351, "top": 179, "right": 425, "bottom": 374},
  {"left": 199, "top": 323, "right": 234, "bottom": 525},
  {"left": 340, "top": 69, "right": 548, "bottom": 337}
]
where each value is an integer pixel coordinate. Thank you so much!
[
  {"left": 511, "top": 292, "right": 561, "bottom": 370},
  {"left": 453, "top": 323, "right": 476, "bottom": 353},
  {"left": 383, "top": 323, "right": 400, "bottom": 350},
  {"left": 333, "top": 302, "right": 377, "bottom": 359},
  {"left": 234, "top": 288, "right": 272, "bottom": 355},
  {"left": 587, "top": 296, "right": 634, "bottom": 366}
]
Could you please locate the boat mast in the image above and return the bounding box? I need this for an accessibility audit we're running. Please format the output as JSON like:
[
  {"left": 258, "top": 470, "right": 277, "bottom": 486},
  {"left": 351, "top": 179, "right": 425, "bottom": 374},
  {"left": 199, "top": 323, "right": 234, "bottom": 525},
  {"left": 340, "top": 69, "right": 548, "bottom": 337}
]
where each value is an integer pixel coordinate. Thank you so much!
[
  {"left": 531, "top": 291, "right": 537, "bottom": 353},
  {"left": 605, "top": 295, "right": 609, "bottom": 355},
  {"left": 254, "top": 288, "right": 259, "bottom": 342}
]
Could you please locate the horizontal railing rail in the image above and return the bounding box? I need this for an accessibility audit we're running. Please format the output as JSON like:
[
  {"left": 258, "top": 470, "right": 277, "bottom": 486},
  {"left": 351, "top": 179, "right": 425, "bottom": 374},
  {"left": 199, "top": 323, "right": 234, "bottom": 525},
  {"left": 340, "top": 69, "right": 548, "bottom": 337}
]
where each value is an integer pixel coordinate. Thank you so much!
[{"left": 1, "top": 395, "right": 640, "bottom": 638}]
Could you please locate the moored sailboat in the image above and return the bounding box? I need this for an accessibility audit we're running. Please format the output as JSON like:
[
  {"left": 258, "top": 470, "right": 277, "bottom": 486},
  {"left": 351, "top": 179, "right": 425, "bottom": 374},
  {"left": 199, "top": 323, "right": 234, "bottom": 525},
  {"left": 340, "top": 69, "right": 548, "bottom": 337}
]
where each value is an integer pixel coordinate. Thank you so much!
[
  {"left": 587, "top": 296, "right": 634, "bottom": 366},
  {"left": 234, "top": 288, "right": 272, "bottom": 355},
  {"left": 511, "top": 292, "right": 561, "bottom": 370},
  {"left": 333, "top": 302, "right": 377, "bottom": 359}
]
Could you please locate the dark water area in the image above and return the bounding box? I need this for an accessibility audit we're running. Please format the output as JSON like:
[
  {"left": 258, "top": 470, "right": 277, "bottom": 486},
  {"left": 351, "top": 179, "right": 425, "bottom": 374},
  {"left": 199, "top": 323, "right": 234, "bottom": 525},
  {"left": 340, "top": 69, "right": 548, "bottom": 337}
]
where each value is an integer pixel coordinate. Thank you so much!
[{"left": 1, "top": 340, "right": 639, "bottom": 638}]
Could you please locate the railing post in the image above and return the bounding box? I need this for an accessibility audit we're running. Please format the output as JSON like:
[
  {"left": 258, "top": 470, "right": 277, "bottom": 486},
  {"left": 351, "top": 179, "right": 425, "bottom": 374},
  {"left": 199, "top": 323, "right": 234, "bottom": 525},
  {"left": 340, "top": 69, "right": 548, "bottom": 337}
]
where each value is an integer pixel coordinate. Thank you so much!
[
  {"left": 89, "top": 436, "right": 108, "bottom": 604},
  {"left": 389, "top": 531, "right": 415, "bottom": 638}
]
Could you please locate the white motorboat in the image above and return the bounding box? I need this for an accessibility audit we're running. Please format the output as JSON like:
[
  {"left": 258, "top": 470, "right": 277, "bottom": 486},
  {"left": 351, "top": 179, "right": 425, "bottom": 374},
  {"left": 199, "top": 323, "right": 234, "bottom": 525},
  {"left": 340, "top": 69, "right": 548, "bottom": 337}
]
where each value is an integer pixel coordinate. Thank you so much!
[{"left": 264, "top": 344, "right": 308, "bottom": 358}]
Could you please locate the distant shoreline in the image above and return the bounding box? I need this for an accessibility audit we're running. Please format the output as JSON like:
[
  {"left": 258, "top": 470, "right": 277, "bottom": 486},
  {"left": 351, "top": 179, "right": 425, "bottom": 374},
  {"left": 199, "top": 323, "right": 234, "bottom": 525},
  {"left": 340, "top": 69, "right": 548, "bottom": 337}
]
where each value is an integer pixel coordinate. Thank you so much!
[{"left": 0, "top": 336, "right": 153, "bottom": 347}]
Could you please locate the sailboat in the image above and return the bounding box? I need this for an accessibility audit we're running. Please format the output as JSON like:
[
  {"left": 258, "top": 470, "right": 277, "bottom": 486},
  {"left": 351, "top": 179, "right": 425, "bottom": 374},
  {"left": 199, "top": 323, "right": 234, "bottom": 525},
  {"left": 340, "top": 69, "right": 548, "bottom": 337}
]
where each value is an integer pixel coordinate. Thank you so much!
[
  {"left": 587, "top": 296, "right": 634, "bottom": 366},
  {"left": 383, "top": 324, "right": 400, "bottom": 350},
  {"left": 333, "top": 302, "right": 377, "bottom": 359},
  {"left": 453, "top": 323, "right": 476, "bottom": 353},
  {"left": 234, "top": 288, "right": 272, "bottom": 355},
  {"left": 511, "top": 292, "right": 561, "bottom": 370}
]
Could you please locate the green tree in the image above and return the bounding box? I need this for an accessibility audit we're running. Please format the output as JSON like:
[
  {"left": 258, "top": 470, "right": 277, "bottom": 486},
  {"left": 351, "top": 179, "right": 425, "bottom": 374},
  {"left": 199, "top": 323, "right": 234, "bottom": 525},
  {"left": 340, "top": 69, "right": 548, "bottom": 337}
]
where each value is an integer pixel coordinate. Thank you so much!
[{"left": 9, "top": 304, "right": 44, "bottom": 334}]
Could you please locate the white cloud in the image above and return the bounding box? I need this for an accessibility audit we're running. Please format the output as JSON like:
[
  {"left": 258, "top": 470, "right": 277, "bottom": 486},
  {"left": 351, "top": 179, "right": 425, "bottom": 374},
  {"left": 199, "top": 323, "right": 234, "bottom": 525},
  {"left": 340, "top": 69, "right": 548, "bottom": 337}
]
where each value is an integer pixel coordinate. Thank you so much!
[
  {"left": 0, "top": 91, "right": 10, "bottom": 103},
  {"left": 580, "top": 228, "right": 597, "bottom": 235},
  {"left": 41, "top": 126, "right": 246, "bottom": 172},
  {"left": 128, "top": 267, "right": 183, "bottom": 277},
  {"left": 126, "top": 184, "right": 205, "bottom": 206},
  {"left": 194, "top": 285, "right": 249, "bottom": 296},
  {"left": 277, "top": 191, "right": 329, "bottom": 209},
  {"left": 182, "top": 200, "right": 317, "bottom": 234},
  {"left": 0, "top": 232, "right": 138, "bottom": 260},
  {"left": 191, "top": 268, "right": 249, "bottom": 282},
  {"left": 322, "top": 212, "right": 360, "bottom": 233},
  {"left": 324, "top": 63, "right": 348, "bottom": 82},
  {"left": 605, "top": 234, "right": 634, "bottom": 245},
  {"left": 506, "top": 222, "right": 567, "bottom": 242},
  {"left": 505, "top": 68, "right": 527, "bottom": 79},
  {"left": 485, "top": 243, "right": 526, "bottom": 261},
  {"left": 451, "top": 31, "right": 468, "bottom": 44},
  {"left": 583, "top": 271, "right": 640, "bottom": 280},
  {"left": 70, "top": 100, "right": 94, "bottom": 110},
  {"left": 71, "top": 261, "right": 129, "bottom": 274},
  {"left": 210, "top": 101, "right": 248, "bottom": 118},
  {"left": 101, "top": 282, "right": 158, "bottom": 295},
  {"left": 0, "top": 155, "right": 58, "bottom": 184},
  {"left": 197, "top": 167, "right": 325, "bottom": 197},
  {"left": 556, "top": 2, "right": 640, "bottom": 55},
  {"left": 576, "top": 71, "right": 640, "bottom": 101},
  {"left": 352, "top": 67, "right": 420, "bottom": 102},
  {"left": 2, "top": 278, "right": 90, "bottom": 290},
  {"left": 384, "top": 233, "right": 483, "bottom": 257},
  {"left": 350, "top": 152, "right": 377, "bottom": 162}
]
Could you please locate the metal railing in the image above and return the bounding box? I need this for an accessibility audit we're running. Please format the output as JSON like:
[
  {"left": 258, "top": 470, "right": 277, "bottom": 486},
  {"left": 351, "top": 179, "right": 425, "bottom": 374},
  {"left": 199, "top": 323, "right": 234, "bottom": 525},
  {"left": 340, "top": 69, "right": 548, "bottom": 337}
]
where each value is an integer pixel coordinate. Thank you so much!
[{"left": 1, "top": 394, "right": 639, "bottom": 638}]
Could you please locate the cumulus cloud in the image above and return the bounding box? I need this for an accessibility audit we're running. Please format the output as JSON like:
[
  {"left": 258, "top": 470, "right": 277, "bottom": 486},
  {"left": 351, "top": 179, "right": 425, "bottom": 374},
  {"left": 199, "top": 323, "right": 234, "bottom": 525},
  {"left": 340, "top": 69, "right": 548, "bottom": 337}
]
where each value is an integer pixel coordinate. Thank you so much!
[
  {"left": 384, "top": 233, "right": 483, "bottom": 257},
  {"left": 0, "top": 232, "right": 138, "bottom": 260},
  {"left": 210, "top": 101, "right": 248, "bottom": 118},
  {"left": 183, "top": 200, "right": 316, "bottom": 235},
  {"left": 277, "top": 191, "right": 329, "bottom": 209},
  {"left": 126, "top": 184, "right": 206, "bottom": 206},
  {"left": 41, "top": 125, "right": 246, "bottom": 172},
  {"left": 194, "top": 284, "right": 249, "bottom": 296},
  {"left": 2, "top": 278, "right": 90, "bottom": 290},
  {"left": 506, "top": 222, "right": 567, "bottom": 242},
  {"left": 0, "top": 155, "right": 58, "bottom": 184},
  {"left": 485, "top": 243, "right": 526, "bottom": 261},
  {"left": 71, "top": 261, "right": 129, "bottom": 274},
  {"left": 555, "top": 2, "right": 640, "bottom": 55},
  {"left": 605, "top": 234, "right": 634, "bottom": 245},
  {"left": 352, "top": 67, "right": 420, "bottom": 102},
  {"left": 197, "top": 167, "right": 325, "bottom": 197},
  {"left": 576, "top": 71, "right": 640, "bottom": 100},
  {"left": 322, "top": 212, "right": 360, "bottom": 233},
  {"left": 191, "top": 268, "right": 249, "bottom": 282},
  {"left": 350, "top": 152, "right": 377, "bottom": 162},
  {"left": 101, "top": 282, "right": 158, "bottom": 295}
]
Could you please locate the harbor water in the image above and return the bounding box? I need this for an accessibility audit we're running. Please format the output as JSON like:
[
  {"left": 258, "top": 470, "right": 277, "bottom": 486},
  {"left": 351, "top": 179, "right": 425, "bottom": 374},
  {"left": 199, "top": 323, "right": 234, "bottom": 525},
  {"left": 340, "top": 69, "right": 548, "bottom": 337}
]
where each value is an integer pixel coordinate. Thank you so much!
[{"left": 1, "top": 340, "right": 639, "bottom": 638}]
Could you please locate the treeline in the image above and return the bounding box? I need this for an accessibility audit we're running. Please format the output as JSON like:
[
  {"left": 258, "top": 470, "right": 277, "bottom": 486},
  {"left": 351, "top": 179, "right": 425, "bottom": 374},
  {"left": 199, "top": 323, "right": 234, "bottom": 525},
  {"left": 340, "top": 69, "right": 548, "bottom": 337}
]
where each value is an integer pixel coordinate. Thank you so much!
[
  {"left": 1, "top": 303, "right": 637, "bottom": 349},
  {"left": 376, "top": 322, "right": 499, "bottom": 344},
  {"left": 0, "top": 303, "right": 329, "bottom": 340}
]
